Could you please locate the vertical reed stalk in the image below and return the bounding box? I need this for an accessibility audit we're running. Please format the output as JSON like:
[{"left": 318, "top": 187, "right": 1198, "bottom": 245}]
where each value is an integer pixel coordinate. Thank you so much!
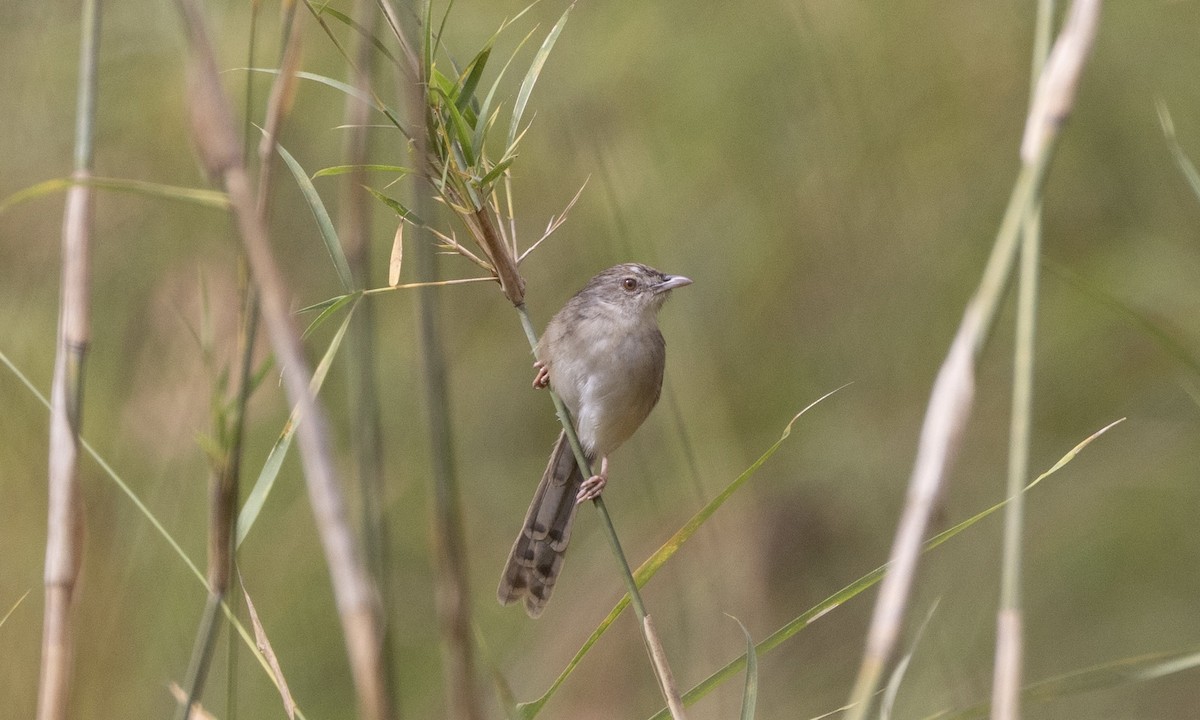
[
  {"left": 339, "top": 0, "right": 398, "bottom": 708},
  {"left": 990, "top": 4, "right": 1055, "bottom": 719},
  {"left": 842, "top": 3, "right": 1101, "bottom": 718},
  {"left": 174, "top": 2, "right": 393, "bottom": 717},
  {"left": 36, "top": 2, "right": 101, "bottom": 718},
  {"left": 398, "top": 1, "right": 484, "bottom": 715}
]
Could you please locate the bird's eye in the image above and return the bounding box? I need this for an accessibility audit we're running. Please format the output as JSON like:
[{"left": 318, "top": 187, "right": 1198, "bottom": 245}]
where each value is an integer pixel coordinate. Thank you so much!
[{"left": 621, "top": 277, "right": 638, "bottom": 292}]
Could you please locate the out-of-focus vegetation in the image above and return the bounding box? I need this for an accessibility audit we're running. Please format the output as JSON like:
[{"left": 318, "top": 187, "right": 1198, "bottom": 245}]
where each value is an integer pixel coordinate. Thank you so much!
[{"left": 3, "top": 1, "right": 1199, "bottom": 718}]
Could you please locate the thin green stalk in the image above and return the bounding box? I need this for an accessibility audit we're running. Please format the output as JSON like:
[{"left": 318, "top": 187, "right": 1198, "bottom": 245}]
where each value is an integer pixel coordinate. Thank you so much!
[{"left": 991, "top": 2, "right": 1054, "bottom": 719}]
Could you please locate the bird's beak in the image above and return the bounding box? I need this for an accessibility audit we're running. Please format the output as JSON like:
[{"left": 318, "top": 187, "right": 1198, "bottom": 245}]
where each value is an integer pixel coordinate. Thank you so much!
[{"left": 653, "top": 274, "right": 693, "bottom": 294}]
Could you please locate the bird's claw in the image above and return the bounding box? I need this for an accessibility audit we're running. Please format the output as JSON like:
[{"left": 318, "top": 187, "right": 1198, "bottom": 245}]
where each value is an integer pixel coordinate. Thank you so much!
[
  {"left": 532, "top": 360, "right": 550, "bottom": 390},
  {"left": 576, "top": 474, "right": 607, "bottom": 504}
]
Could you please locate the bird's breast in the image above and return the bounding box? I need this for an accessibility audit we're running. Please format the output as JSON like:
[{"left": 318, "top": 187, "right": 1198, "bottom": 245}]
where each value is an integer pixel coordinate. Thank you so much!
[{"left": 546, "top": 319, "right": 665, "bottom": 458}]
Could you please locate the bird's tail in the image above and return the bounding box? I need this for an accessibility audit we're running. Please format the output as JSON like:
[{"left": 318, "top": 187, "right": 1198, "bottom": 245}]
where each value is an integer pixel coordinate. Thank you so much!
[{"left": 498, "top": 430, "right": 587, "bottom": 618}]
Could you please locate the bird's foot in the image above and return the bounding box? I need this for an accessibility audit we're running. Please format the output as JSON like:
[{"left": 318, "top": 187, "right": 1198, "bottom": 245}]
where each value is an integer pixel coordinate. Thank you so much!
[
  {"left": 532, "top": 360, "right": 550, "bottom": 389},
  {"left": 576, "top": 457, "right": 609, "bottom": 503}
]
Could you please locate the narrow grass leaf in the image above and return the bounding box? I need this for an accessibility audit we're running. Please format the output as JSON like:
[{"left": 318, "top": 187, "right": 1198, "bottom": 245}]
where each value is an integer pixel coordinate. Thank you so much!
[
  {"left": 364, "top": 185, "right": 421, "bottom": 223},
  {"left": 316, "top": 6, "right": 399, "bottom": 66},
  {"left": 244, "top": 68, "right": 383, "bottom": 111},
  {"left": 477, "top": 156, "right": 516, "bottom": 189},
  {"left": 922, "top": 645, "right": 1200, "bottom": 719},
  {"left": 644, "top": 419, "right": 1124, "bottom": 720},
  {"left": 1045, "top": 260, "right": 1200, "bottom": 378},
  {"left": 728, "top": 616, "right": 758, "bottom": 720},
  {"left": 1156, "top": 101, "right": 1200, "bottom": 203},
  {"left": 433, "top": 86, "right": 479, "bottom": 168},
  {"left": 882, "top": 599, "right": 940, "bottom": 720},
  {"left": 0, "top": 590, "right": 30, "bottom": 628},
  {"left": 517, "top": 385, "right": 847, "bottom": 718},
  {"left": 475, "top": 25, "right": 537, "bottom": 152},
  {"left": 432, "top": 0, "right": 456, "bottom": 72},
  {"left": 456, "top": 45, "right": 491, "bottom": 113},
  {"left": 272, "top": 139, "right": 354, "bottom": 291},
  {"left": 236, "top": 305, "right": 357, "bottom": 546},
  {"left": 507, "top": 3, "right": 571, "bottom": 148},
  {"left": 297, "top": 293, "right": 352, "bottom": 316},
  {"left": 311, "top": 164, "right": 413, "bottom": 179},
  {"left": 301, "top": 292, "right": 360, "bottom": 339},
  {"left": 0, "top": 176, "right": 228, "bottom": 215},
  {"left": 240, "top": 572, "right": 297, "bottom": 719}
]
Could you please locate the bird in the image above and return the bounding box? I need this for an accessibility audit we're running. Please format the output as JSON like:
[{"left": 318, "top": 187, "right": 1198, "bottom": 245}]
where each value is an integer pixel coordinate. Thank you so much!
[{"left": 498, "top": 263, "right": 692, "bottom": 618}]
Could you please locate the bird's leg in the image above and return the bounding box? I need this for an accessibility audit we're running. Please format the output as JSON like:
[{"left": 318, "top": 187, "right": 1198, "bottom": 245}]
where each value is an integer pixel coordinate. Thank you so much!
[
  {"left": 576, "top": 456, "right": 608, "bottom": 503},
  {"left": 532, "top": 360, "right": 550, "bottom": 389}
]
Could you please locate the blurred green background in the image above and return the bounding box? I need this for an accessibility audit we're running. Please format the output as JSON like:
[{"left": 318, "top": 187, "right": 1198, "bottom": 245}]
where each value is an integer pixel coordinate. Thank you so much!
[{"left": 3, "top": 1, "right": 1199, "bottom": 718}]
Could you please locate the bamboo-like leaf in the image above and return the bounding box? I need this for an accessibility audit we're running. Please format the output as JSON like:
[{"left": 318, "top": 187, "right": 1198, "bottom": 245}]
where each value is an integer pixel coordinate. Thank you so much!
[
  {"left": 0, "top": 176, "right": 228, "bottom": 215},
  {"left": 507, "top": 3, "right": 571, "bottom": 148},
  {"left": 302, "top": 292, "right": 360, "bottom": 339},
  {"left": 434, "top": 86, "right": 478, "bottom": 168},
  {"left": 641, "top": 419, "right": 1125, "bottom": 720},
  {"left": 311, "top": 164, "right": 413, "bottom": 179},
  {"left": 273, "top": 139, "right": 354, "bottom": 292},
  {"left": 236, "top": 306, "right": 357, "bottom": 547},
  {"left": 477, "top": 156, "right": 516, "bottom": 189},
  {"left": 244, "top": 68, "right": 383, "bottom": 111},
  {"left": 456, "top": 45, "right": 491, "bottom": 113},
  {"left": 474, "top": 25, "right": 537, "bottom": 153},
  {"left": 364, "top": 185, "right": 422, "bottom": 224}
]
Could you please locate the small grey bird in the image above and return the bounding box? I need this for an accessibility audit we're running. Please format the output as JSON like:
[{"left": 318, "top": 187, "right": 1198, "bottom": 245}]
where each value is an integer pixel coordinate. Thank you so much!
[{"left": 498, "top": 263, "right": 692, "bottom": 618}]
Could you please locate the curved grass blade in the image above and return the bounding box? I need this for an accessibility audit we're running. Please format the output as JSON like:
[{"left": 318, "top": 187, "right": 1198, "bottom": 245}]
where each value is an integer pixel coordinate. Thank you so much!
[
  {"left": 881, "top": 599, "right": 940, "bottom": 720},
  {"left": 302, "top": 291, "right": 360, "bottom": 339},
  {"left": 728, "top": 616, "right": 758, "bottom": 720},
  {"left": 507, "top": 3, "right": 571, "bottom": 148},
  {"left": 474, "top": 25, "right": 537, "bottom": 153},
  {"left": 1157, "top": 101, "right": 1200, "bottom": 203},
  {"left": 316, "top": 5, "right": 399, "bottom": 66},
  {"left": 236, "top": 302, "right": 358, "bottom": 547},
  {"left": 515, "top": 385, "right": 848, "bottom": 718},
  {"left": 364, "top": 186, "right": 421, "bottom": 223},
  {"left": 244, "top": 68, "right": 383, "bottom": 111},
  {"left": 0, "top": 590, "right": 30, "bottom": 629},
  {"left": 0, "top": 176, "right": 228, "bottom": 215},
  {"left": 272, "top": 139, "right": 354, "bottom": 292},
  {"left": 456, "top": 45, "right": 491, "bottom": 113},
  {"left": 644, "top": 418, "right": 1125, "bottom": 720},
  {"left": 433, "top": 86, "right": 478, "bottom": 168},
  {"left": 311, "top": 164, "right": 413, "bottom": 179},
  {"left": 922, "top": 645, "right": 1200, "bottom": 720}
]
